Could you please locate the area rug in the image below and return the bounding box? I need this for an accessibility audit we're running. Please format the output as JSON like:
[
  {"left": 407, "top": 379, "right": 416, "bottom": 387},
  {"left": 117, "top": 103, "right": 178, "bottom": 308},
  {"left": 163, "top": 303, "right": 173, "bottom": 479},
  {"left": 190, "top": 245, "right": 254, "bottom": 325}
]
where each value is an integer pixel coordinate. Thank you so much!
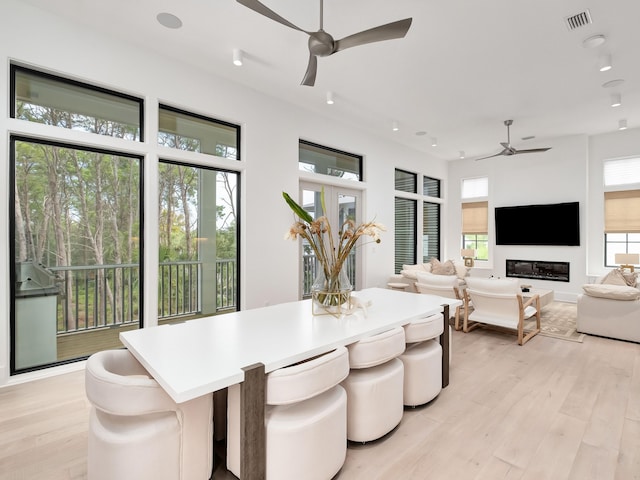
[{"left": 529, "top": 301, "right": 585, "bottom": 343}]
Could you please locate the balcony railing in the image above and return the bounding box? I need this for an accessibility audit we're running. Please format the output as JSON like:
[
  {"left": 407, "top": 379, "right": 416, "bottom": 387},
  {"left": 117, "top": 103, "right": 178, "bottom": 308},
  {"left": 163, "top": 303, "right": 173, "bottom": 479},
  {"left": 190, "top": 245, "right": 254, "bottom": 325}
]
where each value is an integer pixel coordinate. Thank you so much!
[
  {"left": 50, "top": 255, "right": 351, "bottom": 334},
  {"left": 50, "top": 259, "right": 237, "bottom": 334}
]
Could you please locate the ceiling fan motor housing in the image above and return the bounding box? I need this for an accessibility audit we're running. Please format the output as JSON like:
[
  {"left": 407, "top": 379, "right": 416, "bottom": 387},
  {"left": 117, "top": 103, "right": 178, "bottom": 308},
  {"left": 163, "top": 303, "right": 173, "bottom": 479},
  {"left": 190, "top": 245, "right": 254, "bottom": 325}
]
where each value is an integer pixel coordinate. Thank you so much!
[{"left": 309, "top": 31, "right": 335, "bottom": 56}]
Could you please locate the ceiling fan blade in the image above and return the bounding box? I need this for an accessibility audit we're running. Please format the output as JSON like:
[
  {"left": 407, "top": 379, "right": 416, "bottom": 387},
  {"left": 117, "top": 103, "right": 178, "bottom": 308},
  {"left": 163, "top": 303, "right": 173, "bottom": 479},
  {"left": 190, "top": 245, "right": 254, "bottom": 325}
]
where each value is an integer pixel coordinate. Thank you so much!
[
  {"left": 475, "top": 151, "right": 506, "bottom": 161},
  {"left": 499, "top": 142, "right": 510, "bottom": 149},
  {"left": 513, "top": 147, "right": 552, "bottom": 154},
  {"left": 334, "top": 18, "right": 412, "bottom": 52},
  {"left": 236, "top": 0, "right": 309, "bottom": 33},
  {"left": 301, "top": 54, "right": 318, "bottom": 86}
]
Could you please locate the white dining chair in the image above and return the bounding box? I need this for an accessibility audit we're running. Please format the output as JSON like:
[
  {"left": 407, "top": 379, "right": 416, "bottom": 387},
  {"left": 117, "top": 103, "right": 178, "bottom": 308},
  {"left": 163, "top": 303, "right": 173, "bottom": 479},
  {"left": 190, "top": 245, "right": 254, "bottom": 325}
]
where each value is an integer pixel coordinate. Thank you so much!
[
  {"left": 227, "top": 346, "right": 350, "bottom": 480},
  {"left": 399, "top": 312, "right": 443, "bottom": 406},
  {"left": 85, "top": 349, "right": 213, "bottom": 480},
  {"left": 341, "top": 326, "right": 406, "bottom": 442}
]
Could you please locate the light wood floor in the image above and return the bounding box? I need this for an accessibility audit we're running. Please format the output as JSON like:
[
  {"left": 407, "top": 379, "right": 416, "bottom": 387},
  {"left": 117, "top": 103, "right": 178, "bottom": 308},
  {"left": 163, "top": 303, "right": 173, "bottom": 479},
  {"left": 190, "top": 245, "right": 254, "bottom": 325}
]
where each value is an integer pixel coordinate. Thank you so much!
[{"left": 1, "top": 327, "right": 639, "bottom": 480}]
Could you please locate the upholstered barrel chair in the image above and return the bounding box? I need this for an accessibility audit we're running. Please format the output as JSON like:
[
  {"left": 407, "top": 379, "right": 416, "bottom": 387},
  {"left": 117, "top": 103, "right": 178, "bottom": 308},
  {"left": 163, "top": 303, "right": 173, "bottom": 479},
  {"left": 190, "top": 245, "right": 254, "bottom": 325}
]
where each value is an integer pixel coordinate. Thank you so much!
[
  {"left": 227, "top": 346, "right": 350, "bottom": 480},
  {"left": 399, "top": 313, "right": 443, "bottom": 406},
  {"left": 85, "top": 349, "right": 213, "bottom": 480},
  {"left": 341, "top": 326, "right": 406, "bottom": 442}
]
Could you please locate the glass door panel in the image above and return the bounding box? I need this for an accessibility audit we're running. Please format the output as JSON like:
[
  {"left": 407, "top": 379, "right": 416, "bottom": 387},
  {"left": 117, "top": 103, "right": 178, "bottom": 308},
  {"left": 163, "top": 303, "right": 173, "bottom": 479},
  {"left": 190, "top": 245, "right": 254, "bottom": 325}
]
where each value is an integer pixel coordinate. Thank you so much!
[{"left": 300, "top": 183, "right": 361, "bottom": 298}]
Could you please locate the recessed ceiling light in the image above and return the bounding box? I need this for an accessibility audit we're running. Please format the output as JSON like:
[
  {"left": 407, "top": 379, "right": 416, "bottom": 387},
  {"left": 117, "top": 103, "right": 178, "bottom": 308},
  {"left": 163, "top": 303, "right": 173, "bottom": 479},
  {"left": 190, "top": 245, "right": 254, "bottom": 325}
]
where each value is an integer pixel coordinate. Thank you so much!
[
  {"left": 157, "top": 12, "right": 182, "bottom": 29},
  {"left": 598, "top": 54, "right": 612, "bottom": 72},
  {"left": 582, "top": 34, "right": 606, "bottom": 48},
  {"left": 392, "top": 121, "right": 399, "bottom": 132},
  {"left": 326, "top": 91, "right": 334, "bottom": 105},
  {"left": 618, "top": 119, "right": 628, "bottom": 130},
  {"left": 610, "top": 93, "right": 622, "bottom": 107},
  {"left": 233, "top": 49, "right": 244, "bottom": 66},
  {"left": 459, "top": 151, "right": 465, "bottom": 159},
  {"left": 602, "top": 79, "right": 625, "bottom": 88},
  {"left": 415, "top": 131, "right": 427, "bottom": 136},
  {"left": 431, "top": 137, "right": 437, "bottom": 147}
]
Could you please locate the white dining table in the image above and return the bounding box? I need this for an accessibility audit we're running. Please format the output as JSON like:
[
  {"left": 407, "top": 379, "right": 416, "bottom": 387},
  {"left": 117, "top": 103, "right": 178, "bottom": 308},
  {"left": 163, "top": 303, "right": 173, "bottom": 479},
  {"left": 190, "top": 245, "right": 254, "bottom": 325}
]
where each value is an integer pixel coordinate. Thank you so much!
[{"left": 120, "top": 287, "right": 460, "bottom": 479}]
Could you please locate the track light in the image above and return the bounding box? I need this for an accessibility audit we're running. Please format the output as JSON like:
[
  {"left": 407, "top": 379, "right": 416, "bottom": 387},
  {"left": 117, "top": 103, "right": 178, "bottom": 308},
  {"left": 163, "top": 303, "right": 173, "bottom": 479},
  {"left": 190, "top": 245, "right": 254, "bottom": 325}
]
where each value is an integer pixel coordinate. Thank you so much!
[
  {"left": 392, "top": 121, "right": 399, "bottom": 131},
  {"left": 233, "top": 49, "right": 243, "bottom": 66},
  {"left": 326, "top": 91, "right": 334, "bottom": 105},
  {"left": 431, "top": 137, "right": 437, "bottom": 147},
  {"left": 598, "top": 54, "right": 612, "bottom": 72},
  {"left": 611, "top": 93, "right": 622, "bottom": 107},
  {"left": 619, "top": 119, "right": 628, "bottom": 130}
]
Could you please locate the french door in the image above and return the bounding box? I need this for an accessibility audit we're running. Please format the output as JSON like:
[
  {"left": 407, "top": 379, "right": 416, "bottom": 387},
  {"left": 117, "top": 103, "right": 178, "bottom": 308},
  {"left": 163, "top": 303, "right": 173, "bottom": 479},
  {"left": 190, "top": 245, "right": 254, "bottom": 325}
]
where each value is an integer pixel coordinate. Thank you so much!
[{"left": 299, "top": 183, "right": 362, "bottom": 298}]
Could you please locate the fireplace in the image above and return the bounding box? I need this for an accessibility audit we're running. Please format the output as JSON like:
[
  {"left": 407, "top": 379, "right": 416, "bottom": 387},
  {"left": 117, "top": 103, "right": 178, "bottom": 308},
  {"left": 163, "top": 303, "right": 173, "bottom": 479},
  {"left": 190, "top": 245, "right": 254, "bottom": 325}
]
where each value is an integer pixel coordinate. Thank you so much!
[{"left": 505, "top": 259, "right": 569, "bottom": 282}]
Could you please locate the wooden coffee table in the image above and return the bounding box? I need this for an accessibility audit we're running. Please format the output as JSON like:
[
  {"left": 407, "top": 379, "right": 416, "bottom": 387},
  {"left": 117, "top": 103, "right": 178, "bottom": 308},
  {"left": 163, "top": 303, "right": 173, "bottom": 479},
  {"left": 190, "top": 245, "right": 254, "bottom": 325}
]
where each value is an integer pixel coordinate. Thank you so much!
[{"left": 520, "top": 288, "right": 554, "bottom": 309}]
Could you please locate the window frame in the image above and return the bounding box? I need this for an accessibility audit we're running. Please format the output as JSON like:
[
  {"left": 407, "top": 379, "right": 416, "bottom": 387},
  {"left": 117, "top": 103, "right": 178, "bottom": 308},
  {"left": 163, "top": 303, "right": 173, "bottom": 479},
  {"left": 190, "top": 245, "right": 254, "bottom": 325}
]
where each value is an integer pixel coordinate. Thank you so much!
[
  {"left": 158, "top": 103, "right": 241, "bottom": 159},
  {"left": 603, "top": 158, "right": 640, "bottom": 267},
  {"left": 394, "top": 169, "right": 442, "bottom": 273},
  {"left": 11, "top": 64, "right": 145, "bottom": 141},
  {"left": 298, "top": 139, "right": 363, "bottom": 181},
  {"left": 10, "top": 135, "right": 145, "bottom": 374}
]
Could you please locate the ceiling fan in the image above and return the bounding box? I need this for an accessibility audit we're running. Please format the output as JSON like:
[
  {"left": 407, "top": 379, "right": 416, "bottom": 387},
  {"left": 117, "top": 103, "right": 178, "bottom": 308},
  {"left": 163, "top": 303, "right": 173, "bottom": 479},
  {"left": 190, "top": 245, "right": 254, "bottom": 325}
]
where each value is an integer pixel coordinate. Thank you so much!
[
  {"left": 236, "top": 0, "right": 412, "bottom": 86},
  {"left": 475, "top": 120, "right": 551, "bottom": 161}
]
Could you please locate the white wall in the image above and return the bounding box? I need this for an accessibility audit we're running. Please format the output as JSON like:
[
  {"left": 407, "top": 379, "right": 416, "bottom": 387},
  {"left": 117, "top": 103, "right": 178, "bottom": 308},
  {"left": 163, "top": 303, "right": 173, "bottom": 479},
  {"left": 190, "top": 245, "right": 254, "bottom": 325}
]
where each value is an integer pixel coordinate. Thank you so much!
[
  {"left": 447, "top": 128, "right": 640, "bottom": 301},
  {"left": 0, "top": 1, "right": 447, "bottom": 384}
]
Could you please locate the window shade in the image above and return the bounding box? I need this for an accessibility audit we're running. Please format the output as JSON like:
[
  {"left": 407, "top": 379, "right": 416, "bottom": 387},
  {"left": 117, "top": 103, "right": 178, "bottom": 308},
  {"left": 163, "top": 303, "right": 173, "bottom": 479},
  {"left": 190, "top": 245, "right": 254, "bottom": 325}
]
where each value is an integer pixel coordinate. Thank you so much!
[
  {"left": 605, "top": 190, "right": 640, "bottom": 233},
  {"left": 394, "top": 197, "right": 416, "bottom": 273},
  {"left": 422, "top": 202, "right": 440, "bottom": 262},
  {"left": 462, "top": 201, "right": 488, "bottom": 234}
]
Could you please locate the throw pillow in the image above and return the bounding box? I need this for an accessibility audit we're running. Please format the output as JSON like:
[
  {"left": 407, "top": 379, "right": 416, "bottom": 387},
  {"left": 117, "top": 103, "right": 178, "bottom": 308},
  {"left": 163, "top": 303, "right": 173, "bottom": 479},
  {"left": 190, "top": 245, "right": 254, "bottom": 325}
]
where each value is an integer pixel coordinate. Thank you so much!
[
  {"left": 430, "top": 258, "right": 456, "bottom": 275},
  {"left": 622, "top": 270, "right": 638, "bottom": 288},
  {"left": 582, "top": 284, "right": 640, "bottom": 301},
  {"left": 453, "top": 260, "right": 469, "bottom": 280},
  {"left": 601, "top": 269, "right": 628, "bottom": 286},
  {"left": 401, "top": 263, "right": 432, "bottom": 280}
]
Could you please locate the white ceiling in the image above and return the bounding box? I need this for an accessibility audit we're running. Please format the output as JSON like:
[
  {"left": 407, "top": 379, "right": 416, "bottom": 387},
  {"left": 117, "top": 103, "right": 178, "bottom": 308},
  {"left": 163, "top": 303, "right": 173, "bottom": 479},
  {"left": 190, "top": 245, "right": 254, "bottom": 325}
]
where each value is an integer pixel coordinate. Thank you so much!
[{"left": 21, "top": 0, "right": 640, "bottom": 160}]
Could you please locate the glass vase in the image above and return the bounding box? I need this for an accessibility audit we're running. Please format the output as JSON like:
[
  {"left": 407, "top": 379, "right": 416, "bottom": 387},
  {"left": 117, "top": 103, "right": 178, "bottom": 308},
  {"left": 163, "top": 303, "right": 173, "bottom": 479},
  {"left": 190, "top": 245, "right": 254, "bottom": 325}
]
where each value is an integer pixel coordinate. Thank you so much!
[{"left": 311, "top": 264, "right": 353, "bottom": 316}]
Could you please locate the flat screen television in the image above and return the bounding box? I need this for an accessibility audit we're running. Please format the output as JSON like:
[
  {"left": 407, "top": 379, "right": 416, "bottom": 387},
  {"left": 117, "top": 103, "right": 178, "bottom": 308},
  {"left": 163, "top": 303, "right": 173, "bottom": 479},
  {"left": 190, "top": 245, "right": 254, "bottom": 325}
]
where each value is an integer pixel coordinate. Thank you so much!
[{"left": 495, "top": 201, "right": 580, "bottom": 246}]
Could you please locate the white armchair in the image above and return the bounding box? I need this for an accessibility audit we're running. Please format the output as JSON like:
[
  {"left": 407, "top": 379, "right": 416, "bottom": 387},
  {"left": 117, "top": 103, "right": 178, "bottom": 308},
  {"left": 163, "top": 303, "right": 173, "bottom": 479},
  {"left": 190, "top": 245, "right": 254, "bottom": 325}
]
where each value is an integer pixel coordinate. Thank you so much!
[
  {"left": 414, "top": 271, "right": 464, "bottom": 330},
  {"left": 463, "top": 277, "right": 540, "bottom": 345}
]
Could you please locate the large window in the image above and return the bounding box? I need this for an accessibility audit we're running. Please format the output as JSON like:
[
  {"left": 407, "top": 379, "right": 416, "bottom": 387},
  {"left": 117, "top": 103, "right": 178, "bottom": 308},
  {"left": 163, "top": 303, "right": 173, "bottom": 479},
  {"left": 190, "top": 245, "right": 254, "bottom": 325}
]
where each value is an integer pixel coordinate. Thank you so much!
[
  {"left": 10, "top": 65, "right": 146, "bottom": 374},
  {"left": 157, "top": 107, "right": 241, "bottom": 318},
  {"left": 461, "top": 177, "right": 489, "bottom": 262},
  {"left": 299, "top": 140, "right": 362, "bottom": 181},
  {"left": 11, "top": 138, "right": 142, "bottom": 373},
  {"left": 603, "top": 158, "right": 640, "bottom": 266},
  {"left": 158, "top": 163, "right": 239, "bottom": 319},
  {"left": 9, "top": 65, "right": 242, "bottom": 374},
  {"left": 394, "top": 169, "right": 441, "bottom": 273}
]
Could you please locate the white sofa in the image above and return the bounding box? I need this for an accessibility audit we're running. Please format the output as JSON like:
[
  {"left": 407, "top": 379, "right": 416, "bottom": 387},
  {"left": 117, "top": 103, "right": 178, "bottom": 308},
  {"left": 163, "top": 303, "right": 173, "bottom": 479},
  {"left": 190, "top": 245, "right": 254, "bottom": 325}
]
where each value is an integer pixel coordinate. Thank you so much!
[
  {"left": 576, "top": 269, "right": 640, "bottom": 343},
  {"left": 388, "top": 258, "right": 469, "bottom": 293}
]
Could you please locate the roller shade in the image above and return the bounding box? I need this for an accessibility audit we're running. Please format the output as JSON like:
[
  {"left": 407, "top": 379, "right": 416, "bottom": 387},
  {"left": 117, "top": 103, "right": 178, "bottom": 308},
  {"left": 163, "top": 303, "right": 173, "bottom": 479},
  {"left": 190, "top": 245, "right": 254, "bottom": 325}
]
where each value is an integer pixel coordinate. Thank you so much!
[
  {"left": 605, "top": 190, "right": 640, "bottom": 233},
  {"left": 462, "top": 201, "right": 488, "bottom": 234}
]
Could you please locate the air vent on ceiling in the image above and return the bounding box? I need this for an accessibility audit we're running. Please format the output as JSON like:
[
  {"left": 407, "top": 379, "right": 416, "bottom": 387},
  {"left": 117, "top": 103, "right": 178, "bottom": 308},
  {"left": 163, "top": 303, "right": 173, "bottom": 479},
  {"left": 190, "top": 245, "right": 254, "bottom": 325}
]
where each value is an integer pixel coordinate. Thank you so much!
[{"left": 564, "top": 10, "right": 593, "bottom": 30}]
